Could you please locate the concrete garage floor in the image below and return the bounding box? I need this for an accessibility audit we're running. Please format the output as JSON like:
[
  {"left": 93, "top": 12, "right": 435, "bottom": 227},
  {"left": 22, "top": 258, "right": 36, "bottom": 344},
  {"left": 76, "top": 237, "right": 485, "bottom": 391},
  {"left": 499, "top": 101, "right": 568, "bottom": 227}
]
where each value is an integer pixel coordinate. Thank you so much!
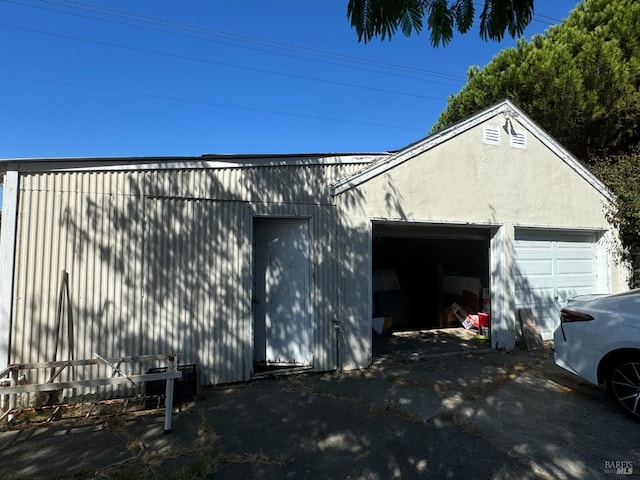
[{"left": 1, "top": 329, "right": 639, "bottom": 480}]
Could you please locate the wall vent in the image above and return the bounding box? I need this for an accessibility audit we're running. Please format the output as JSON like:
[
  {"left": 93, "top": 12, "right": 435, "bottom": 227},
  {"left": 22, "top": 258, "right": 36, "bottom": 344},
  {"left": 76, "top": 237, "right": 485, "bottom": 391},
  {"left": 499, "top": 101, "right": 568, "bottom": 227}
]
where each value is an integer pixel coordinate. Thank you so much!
[
  {"left": 482, "top": 125, "right": 501, "bottom": 145},
  {"left": 510, "top": 130, "right": 528, "bottom": 149}
]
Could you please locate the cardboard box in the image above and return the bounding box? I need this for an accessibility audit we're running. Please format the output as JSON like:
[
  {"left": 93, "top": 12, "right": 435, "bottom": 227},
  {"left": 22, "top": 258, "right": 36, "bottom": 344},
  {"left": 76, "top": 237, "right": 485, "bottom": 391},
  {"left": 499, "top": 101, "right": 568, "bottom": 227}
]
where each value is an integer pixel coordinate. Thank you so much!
[
  {"left": 446, "top": 310, "right": 459, "bottom": 327},
  {"left": 439, "top": 308, "right": 459, "bottom": 328},
  {"left": 383, "top": 316, "right": 392, "bottom": 333}
]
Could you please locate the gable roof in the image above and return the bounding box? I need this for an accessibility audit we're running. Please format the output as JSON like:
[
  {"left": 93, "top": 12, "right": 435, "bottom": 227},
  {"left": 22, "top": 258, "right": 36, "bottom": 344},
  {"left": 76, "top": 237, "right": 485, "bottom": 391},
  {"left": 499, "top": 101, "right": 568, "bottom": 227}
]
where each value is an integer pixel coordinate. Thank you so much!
[{"left": 331, "top": 99, "right": 615, "bottom": 203}]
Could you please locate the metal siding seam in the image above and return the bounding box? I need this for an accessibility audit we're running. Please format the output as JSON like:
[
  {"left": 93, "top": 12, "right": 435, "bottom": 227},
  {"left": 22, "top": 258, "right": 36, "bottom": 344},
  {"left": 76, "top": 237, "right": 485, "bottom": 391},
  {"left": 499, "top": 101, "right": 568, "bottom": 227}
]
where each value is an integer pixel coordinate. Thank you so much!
[
  {"left": 215, "top": 201, "right": 222, "bottom": 384},
  {"left": 34, "top": 177, "right": 47, "bottom": 362},
  {"left": 28, "top": 178, "right": 40, "bottom": 363},
  {"left": 9, "top": 181, "right": 21, "bottom": 364},
  {"left": 232, "top": 201, "right": 243, "bottom": 383},
  {"left": 94, "top": 173, "right": 103, "bottom": 359},
  {"left": 221, "top": 201, "right": 231, "bottom": 383},
  {"left": 144, "top": 193, "right": 152, "bottom": 358},
  {"left": 232, "top": 203, "right": 241, "bottom": 382},
  {"left": 77, "top": 172, "right": 86, "bottom": 367},
  {"left": 164, "top": 198, "right": 173, "bottom": 357},
  {"left": 188, "top": 200, "right": 198, "bottom": 370},
  {"left": 208, "top": 201, "right": 217, "bottom": 384},
  {"left": 199, "top": 200, "right": 207, "bottom": 383},
  {"left": 211, "top": 200, "right": 219, "bottom": 384},
  {"left": 141, "top": 195, "right": 150, "bottom": 359},
  {"left": 0, "top": 170, "right": 20, "bottom": 369},
  {"left": 132, "top": 172, "right": 142, "bottom": 360},
  {"left": 14, "top": 179, "right": 30, "bottom": 365},
  {"left": 154, "top": 197, "right": 163, "bottom": 357},
  {"left": 217, "top": 201, "right": 225, "bottom": 384},
  {"left": 233, "top": 202, "right": 243, "bottom": 383},
  {"left": 159, "top": 198, "right": 167, "bottom": 357},
  {"left": 43, "top": 178, "right": 56, "bottom": 362}
]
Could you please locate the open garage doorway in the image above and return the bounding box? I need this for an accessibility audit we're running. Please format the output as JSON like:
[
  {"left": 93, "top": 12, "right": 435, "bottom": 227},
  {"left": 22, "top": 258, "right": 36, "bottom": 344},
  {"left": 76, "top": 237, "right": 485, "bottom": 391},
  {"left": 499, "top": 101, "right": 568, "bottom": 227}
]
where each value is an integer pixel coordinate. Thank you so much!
[{"left": 371, "top": 223, "right": 491, "bottom": 334}]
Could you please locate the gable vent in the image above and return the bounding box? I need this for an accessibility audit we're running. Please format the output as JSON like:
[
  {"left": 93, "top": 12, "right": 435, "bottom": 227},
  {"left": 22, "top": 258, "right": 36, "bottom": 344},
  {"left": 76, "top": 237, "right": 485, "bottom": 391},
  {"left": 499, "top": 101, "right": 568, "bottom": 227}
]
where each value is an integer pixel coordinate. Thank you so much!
[
  {"left": 510, "top": 130, "right": 528, "bottom": 149},
  {"left": 482, "top": 125, "right": 501, "bottom": 145}
]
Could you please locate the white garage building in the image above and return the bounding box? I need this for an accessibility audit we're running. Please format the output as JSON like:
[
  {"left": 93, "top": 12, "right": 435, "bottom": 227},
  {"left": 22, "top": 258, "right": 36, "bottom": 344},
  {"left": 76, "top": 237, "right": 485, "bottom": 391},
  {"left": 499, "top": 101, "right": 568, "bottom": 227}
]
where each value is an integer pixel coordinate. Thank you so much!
[{"left": 0, "top": 100, "right": 629, "bottom": 386}]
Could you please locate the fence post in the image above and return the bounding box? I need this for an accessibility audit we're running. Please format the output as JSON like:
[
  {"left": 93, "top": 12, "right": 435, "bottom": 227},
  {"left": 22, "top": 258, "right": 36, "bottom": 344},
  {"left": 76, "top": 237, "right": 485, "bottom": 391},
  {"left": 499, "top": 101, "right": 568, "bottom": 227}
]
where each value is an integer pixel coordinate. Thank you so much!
[
  {"left": 163, "top": 355, "right": 176, "bottom": 433},
  {"left": 8, "top": 368, "right": 17, "bottom": 423}
]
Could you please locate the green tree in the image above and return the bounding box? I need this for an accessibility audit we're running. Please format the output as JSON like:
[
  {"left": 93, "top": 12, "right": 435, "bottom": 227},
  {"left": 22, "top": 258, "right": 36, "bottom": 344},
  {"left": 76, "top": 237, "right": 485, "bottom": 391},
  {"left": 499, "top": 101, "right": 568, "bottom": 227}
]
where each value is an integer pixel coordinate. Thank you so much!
[
  {"left": 592, "top": 151, "right": 640, "bottom": 287},
  {"left": 432, "top": 0, "right": 640, "bottom": 161},
  {"left": 347, "top": 0, "right": 534, "bottom": 46},
  {"left": 431, "top": 0, "right": 640, "bottom": 285}
]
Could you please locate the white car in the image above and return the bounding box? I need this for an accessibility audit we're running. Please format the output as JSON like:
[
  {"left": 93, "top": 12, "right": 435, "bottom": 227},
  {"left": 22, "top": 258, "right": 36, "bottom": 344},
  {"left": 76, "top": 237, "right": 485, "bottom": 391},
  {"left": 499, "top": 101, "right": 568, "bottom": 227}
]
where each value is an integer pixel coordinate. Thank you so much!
[{"left": 554, "top": 289, "right": 640, "bottom": 421}]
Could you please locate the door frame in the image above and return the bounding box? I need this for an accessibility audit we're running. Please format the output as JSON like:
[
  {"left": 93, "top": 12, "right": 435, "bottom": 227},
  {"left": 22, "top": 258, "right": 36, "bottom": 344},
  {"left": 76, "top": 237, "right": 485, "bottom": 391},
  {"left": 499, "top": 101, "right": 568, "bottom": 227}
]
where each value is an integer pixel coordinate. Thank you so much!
[{"left": 249, "top": 213, "right": 314, "bottom": 376}]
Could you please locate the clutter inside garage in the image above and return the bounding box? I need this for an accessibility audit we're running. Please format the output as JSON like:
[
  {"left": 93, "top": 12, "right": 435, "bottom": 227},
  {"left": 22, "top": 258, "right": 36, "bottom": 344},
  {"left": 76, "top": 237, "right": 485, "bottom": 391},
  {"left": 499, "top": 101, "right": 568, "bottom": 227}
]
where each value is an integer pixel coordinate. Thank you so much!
[{"left": 371, "top": 224, "right": 491, "bottom": 336}]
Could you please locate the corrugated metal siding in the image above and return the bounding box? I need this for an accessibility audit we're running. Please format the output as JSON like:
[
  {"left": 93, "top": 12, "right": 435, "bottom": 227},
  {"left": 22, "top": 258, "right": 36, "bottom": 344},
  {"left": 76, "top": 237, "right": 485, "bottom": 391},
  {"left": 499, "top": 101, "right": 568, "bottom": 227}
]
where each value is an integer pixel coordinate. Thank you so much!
[
  {"left": 12, "top": 172, "right": 145, "bottom": 396},
  {"left": 311, "top": 205, "right": 341, "bottom": 371},
  {"left": 10, "top": 162, "right": 366, "bottom": 391},
  {"left": 143, "top": 198, "right": 249, "bottom": 385}
]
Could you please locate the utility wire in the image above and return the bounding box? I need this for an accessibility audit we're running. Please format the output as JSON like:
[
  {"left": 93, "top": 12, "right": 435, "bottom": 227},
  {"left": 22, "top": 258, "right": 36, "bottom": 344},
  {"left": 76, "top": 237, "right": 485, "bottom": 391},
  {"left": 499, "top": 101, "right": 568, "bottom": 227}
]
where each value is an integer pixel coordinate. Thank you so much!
[
  {"left": 1, "top": 0, "right": 465, "bottom": 86},
  {"left": 35, "top": 0, "right": 466, "bottom": 81},
  {"left": 472, "top": 1, "right": 564, "bottom": 26},
  {"left": 0, "top": 24, "right": 448, "bottom": 102},
  {"left": 0, "top": 73, "right": 428, "bottom": 133}
]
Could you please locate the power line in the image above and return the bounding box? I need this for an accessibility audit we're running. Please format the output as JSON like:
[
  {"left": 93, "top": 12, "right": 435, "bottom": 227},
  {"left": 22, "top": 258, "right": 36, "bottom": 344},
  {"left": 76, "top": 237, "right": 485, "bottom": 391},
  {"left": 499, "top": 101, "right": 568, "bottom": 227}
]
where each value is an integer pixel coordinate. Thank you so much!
[
  {"left": 531, "top": 11, "right": 564, "bottom": 24},
  {"left": 0, "top": 23, "right": 448, "bottom": 102},
  {"left": 0, "top": 73, "right": 428, "bottom": 133},
  {"left": 473, "top": 1, "right": 564, "bottom": 26},
  {"left": 41, "top": 0, "right": 467, "bottom": 81},
  {"left": 1, "top": 0, "right": 466, "bottom": 86}
]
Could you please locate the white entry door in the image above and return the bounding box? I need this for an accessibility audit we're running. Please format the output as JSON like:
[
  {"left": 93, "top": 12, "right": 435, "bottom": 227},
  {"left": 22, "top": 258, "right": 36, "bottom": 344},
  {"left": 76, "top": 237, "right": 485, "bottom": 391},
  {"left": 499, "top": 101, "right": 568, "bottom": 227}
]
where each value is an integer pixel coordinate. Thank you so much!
[
  {"left": 253, "top": 218, "right": 312, "bottom": 367},
  {"left": 514, "top": 229, "right": 598, "bottom": 339}
]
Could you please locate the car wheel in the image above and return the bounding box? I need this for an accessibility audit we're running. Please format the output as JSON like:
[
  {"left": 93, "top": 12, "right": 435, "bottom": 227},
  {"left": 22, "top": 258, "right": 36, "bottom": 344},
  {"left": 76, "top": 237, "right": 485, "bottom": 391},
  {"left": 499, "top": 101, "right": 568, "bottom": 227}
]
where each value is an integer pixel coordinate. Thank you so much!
[{"left": 606, "top": 358, "right": 640, "bottom": 421}]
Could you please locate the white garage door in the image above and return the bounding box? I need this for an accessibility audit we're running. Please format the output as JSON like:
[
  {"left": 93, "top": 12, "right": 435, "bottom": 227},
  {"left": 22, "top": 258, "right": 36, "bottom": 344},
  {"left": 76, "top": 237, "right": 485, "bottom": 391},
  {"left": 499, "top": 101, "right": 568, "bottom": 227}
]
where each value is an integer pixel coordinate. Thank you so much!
[{"left": 514, "top": 230, "right": 598, "bottom": 339}]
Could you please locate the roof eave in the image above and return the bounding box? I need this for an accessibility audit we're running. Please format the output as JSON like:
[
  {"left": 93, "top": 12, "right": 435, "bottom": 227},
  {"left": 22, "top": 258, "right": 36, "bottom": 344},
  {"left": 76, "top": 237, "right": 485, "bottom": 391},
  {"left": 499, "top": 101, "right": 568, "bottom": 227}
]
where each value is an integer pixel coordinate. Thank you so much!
[{"left": 331, "top": 99, "right": 615, "bottom": 204}]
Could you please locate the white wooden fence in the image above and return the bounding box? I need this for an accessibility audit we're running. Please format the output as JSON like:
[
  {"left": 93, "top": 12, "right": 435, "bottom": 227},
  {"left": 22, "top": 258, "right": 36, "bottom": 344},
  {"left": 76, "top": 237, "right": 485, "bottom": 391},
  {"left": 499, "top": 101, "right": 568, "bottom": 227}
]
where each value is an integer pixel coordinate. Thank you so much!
[{"left": 0, "top": 353, "right": 183, "bottom": 432}]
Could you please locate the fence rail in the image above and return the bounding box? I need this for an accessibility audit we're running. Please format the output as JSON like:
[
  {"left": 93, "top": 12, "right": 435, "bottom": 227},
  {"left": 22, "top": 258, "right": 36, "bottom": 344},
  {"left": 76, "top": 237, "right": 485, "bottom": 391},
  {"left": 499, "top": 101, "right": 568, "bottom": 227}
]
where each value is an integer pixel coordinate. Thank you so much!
[{"left": 0, "top": 353, "right": 182, "bottom": 432}]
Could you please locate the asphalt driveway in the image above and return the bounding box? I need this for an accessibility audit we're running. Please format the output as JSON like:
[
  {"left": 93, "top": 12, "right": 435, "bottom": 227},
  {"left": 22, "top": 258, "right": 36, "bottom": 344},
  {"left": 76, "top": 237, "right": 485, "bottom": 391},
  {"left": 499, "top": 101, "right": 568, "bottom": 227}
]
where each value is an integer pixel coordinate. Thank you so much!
[{"left": 1, "top": 329, "right": 639, "bottom": 479}]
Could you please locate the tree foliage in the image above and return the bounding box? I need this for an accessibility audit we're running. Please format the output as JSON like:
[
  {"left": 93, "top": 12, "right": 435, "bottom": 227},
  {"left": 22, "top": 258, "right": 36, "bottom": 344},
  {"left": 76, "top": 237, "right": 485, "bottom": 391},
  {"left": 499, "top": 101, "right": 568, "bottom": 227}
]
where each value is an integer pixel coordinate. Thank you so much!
[
  {"left": 432, "top": 0, "right": 640, "bottom": 161},
  {"left": 347, "top": 0, "right": 534, "bottom": 47},
  {"left": 432, "top": 0, "right": 640, "bottom": 284},
  {"left": 592, "top": 150, "right": 640, "bottom": 286}
]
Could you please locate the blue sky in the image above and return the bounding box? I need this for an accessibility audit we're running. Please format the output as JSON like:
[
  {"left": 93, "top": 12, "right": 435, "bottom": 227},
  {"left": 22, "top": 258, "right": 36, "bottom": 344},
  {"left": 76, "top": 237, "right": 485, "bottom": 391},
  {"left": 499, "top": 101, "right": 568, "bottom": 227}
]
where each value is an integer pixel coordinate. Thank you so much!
[{"left": 1, "top": 0, "right": 580, "bottom": 160}]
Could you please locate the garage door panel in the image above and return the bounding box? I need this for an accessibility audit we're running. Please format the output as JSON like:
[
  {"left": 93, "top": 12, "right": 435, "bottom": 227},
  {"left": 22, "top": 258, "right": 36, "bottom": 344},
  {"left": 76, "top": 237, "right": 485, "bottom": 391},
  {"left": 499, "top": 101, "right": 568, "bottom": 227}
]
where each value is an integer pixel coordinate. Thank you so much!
[
  {"left": 557, "top": 286, "right": 593, "bottom": 296},
  {"left": 557, "top": 258, "right": 594, "bottom": 276},
  {"left": 514, "top": 258, "right": 553, "bottom": 277},
  {"left": 515, "top": 285, "right": 554, "bottom": 299},
  {"left": 514, "top": 229, "right": 598, "bottom": 340},
  {"left": 556, "top": 245, "right": 594, "bottom": 257},
  {"left": 556, "top": 243, "right": 594, "bottom": 252}
]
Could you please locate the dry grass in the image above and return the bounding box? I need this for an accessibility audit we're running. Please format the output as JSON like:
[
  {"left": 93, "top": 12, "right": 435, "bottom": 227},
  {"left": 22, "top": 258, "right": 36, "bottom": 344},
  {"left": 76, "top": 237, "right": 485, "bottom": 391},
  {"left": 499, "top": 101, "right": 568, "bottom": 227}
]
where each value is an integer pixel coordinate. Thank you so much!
[
  {"left": 0, "top": 397, "right": 151, "bottom": 429},
  {"left": 218, "top": 451, "right": 284, "bottom": 466},
  {"left": 95, "top": 409, "right": 285, "bottom": 480}
]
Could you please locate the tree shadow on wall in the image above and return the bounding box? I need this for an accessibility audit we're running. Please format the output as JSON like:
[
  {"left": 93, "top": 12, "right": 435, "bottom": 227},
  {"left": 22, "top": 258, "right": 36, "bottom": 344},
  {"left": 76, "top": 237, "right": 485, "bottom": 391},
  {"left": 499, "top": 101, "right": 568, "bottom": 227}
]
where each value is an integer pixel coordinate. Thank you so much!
[{"left": 21, "top": 162, "right": 373, "bottom": 389}]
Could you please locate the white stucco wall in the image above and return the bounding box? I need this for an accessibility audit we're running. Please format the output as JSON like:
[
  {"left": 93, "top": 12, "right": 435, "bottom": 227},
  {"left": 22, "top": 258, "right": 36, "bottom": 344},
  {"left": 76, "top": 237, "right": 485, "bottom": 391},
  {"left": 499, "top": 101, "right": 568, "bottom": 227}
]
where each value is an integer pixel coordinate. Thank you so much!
[
  {"left": 343, "top": 119, "right": 612, "bottom": 229},
  {"left": 337, "top": 112, "right": 627, "bottom": 351}
]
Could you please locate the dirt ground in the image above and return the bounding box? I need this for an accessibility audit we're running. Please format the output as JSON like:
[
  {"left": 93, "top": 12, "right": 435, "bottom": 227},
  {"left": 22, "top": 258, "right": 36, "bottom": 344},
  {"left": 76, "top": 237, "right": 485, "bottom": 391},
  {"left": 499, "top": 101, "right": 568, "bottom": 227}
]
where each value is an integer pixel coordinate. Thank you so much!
[{"left": 1, "top": 329, "right": 639, "bottom": 479}]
